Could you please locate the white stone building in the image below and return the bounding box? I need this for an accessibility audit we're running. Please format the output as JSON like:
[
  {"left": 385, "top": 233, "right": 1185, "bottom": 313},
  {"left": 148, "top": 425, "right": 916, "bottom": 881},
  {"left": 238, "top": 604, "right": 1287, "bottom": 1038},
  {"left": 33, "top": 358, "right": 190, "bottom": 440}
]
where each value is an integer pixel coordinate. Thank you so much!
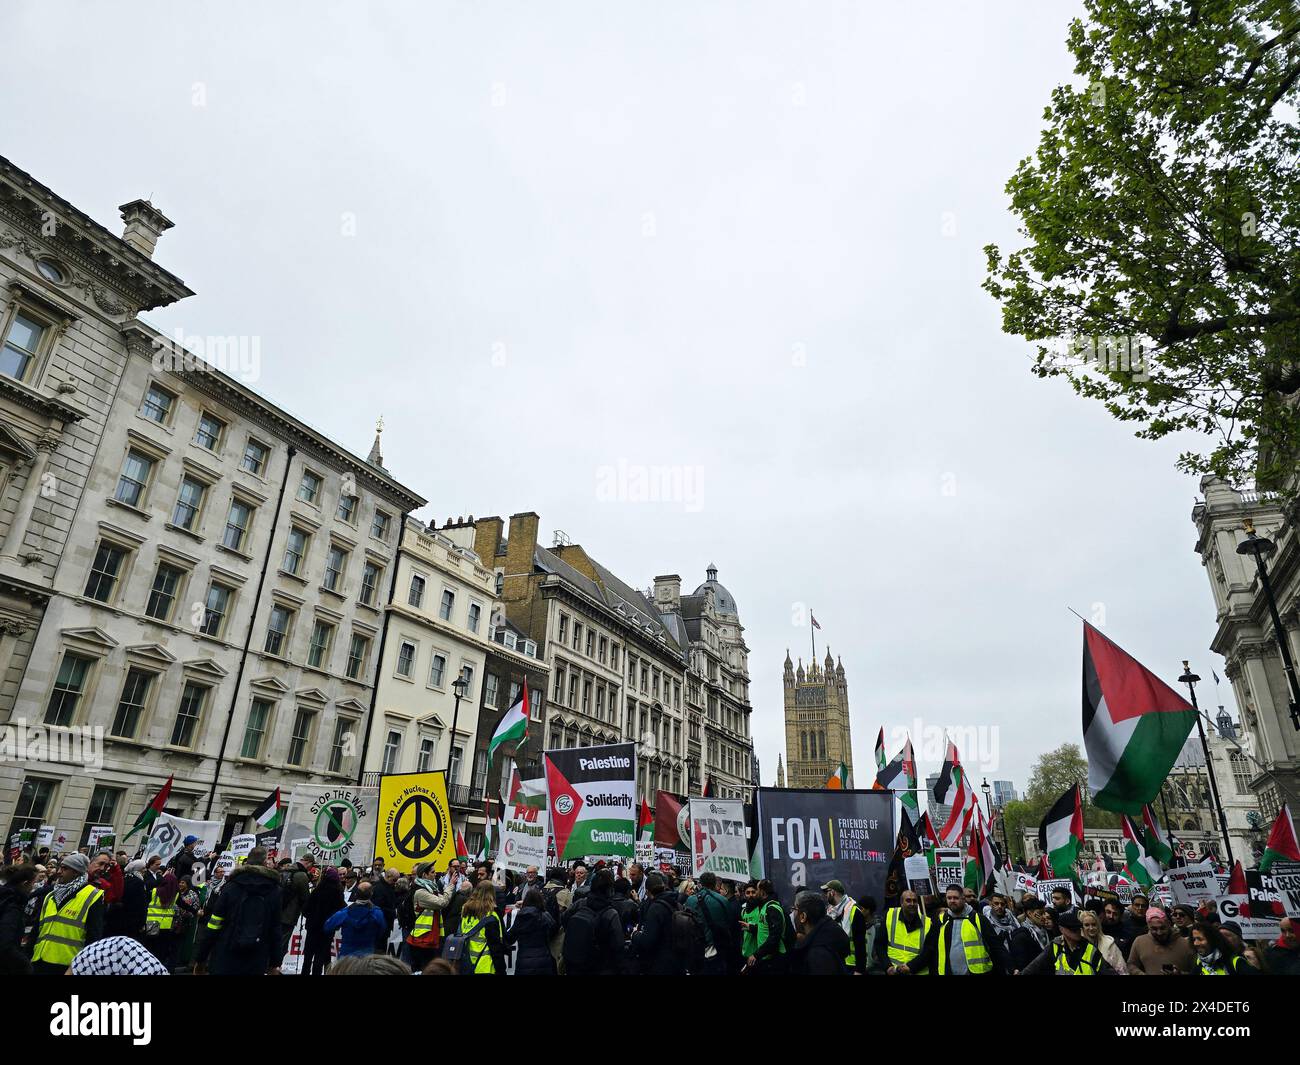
[{"left": 0, "top": 160, "right": 426, "bottom": 847}]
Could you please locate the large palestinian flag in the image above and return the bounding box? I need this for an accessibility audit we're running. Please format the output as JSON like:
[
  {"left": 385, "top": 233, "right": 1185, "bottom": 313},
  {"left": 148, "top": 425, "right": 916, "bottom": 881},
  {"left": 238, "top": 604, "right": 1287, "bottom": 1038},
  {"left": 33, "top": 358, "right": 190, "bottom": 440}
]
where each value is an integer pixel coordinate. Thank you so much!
[
  {"left": 653, "top": 790, "right": 690, "bottom": 851},
  {"left": 1082, "top": 623, "right": 1198, "bottom": 814},
  {"left": 252, "top": 788, "right": 283, "bottom": 831},
  {"left": 544, "top": 741, "right": 637, "bottom": 860},
  {"left": 1038, "top": 784, "right": 1083, "bottom": 883},
  {"left": 1259, "top": 803, "right": 1300, "bottom": 873},
  {"left": 124, "top": 775, "right": 174, "bottom": 841}
]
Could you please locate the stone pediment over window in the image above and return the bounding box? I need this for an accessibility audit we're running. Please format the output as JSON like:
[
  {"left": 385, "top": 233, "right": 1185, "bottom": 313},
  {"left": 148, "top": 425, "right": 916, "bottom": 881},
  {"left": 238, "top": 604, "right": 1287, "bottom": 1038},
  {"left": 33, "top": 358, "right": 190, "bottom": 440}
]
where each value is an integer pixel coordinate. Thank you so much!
[
  {"left": 0, "top": 423, "right": 35, "bottom": 462},
  {"left": 294, "top": 686, "right": 329, "bottom": 707},
  {"left": 182, "top": 657, "right": 228, "bottom": 681},
  {"left": 417, "top": 712, "right": 448, "bottom": 730},
  {"left": 335, "top": 697, "right": 367, "bottom": 715},
  {"left": 248, "top": 675, "right": 292, "bottom": 695},
  {"left": 60, "top": 626, "right": 118, "bottom": 652},
  {"left": 124, "top": 643, "right": 177, "bottom": 668}
]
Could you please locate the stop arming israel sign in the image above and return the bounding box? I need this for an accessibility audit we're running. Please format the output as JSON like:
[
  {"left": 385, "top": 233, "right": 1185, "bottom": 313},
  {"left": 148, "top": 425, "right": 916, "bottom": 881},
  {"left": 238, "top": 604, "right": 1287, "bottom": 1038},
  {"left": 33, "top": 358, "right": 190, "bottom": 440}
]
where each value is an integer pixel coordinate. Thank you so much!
[
  {"left": 756, "top": 787, "right": 894, "bottom": 908},
  {"left": 690, "top": 797, "right": 749, "bottom": 883}
]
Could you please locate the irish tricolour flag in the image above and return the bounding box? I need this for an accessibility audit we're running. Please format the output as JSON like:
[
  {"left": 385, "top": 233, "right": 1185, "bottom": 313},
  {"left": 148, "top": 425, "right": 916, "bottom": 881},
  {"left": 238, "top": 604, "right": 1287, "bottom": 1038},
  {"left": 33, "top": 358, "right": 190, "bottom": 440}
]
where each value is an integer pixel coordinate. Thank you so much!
[
  {"left": 1082, "top": 623, "right": 1197, "bottom": 815},
  {"left": 825, "top": 763, "right": 849, "bottom": 790},
  {"left": 488, "top": 682, "right": 530, "bottom": 767},
  {"left": 1038, "top": 784, "right": 1083, "bottom": 883}
]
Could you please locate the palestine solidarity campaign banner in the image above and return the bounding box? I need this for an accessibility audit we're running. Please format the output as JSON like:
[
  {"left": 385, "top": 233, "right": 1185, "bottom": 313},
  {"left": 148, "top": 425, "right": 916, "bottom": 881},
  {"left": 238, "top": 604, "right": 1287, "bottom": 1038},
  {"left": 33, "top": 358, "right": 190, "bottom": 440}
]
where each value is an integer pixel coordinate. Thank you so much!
[
  {"left": 756, "top": 787, "right": 894, "bottom": 907},
  {"left": 544, "top": 741, "right": 636, "bottom": 860},
  {"left": 690, "top": 797, "right": 749, "bottom": 883}
]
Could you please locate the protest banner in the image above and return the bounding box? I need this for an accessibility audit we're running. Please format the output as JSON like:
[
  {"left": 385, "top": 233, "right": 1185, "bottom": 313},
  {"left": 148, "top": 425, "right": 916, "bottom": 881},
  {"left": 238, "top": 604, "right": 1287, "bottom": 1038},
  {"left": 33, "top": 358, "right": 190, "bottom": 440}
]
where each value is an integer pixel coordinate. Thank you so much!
[
  {"left": 1014, "top": 871, "right": 1038, "bottom": 895},
  {"left": 375, "top": 771, "right": 455, "bottom": 873},
  {"left": 1218, "top": 868, "right": 1287, "bottom": 938},
  {"left": 1036, "top": 878, "right": 1080, "bottom": 905},
  {"left": 230, "top": 833, "right": 257, "bottom": 860},
  {"left": 933, "top": 847, "right": 964, "bottom": 891},
  {"left": 655, "top": 846, "right": 691, "bottom": 876},
  {"left": 215, "top": 851, "right": 236, "bottom": 877},
  {"left": 755, "top": 787, "right": 894, "bottom": 907},
  {"left": 689, "top": 797, "right": 749, "bottom": 882},
  {"left": 1267, "top": 859, "right": 1300, "bottom": 919},
  {"left": 903, "top": 853, "right": 934, "bottom": 896},
  {"left": 256, "top": 828, "right": 282, "bottom": 863},
  {"left": 87, "top": 825, "right": 115, "bottom": 849},
  {"left": 141, "top": 814, "right": 221, "bottom": 865},
  {"left": 282, "top": 785, "right": 377, "bottom": 866},
  {"left": 279, "top": 915, "right": 340, "bottom": 975},
  {"left": 653, "top": 790, "right": 691, "bottom": 852},
  {"left": 498, "top": 803, "right": 550, "bottom": 874},
  {"left": 1167, "top": 860, "right": 1218, "bottom": 905},
  {"left": 634, "top": 838, "right": 654, "bottom": 867},
  {"left": 544, "top": 742, "right": 637, "bottom": 861}
]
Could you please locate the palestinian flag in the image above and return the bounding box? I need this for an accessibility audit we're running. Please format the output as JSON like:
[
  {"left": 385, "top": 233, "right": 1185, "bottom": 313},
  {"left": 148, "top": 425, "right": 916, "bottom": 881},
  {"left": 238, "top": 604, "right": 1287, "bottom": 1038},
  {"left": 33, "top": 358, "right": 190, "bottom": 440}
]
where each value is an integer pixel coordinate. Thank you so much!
[
  {"left": 1121, "top": 814, "right": 1162, "bottom": 888},
  {"left": 252, "top": 788, "right": 283, "bottom": 831},
  {"left": 917, "top": 810, "right": 939, "bottom": 868},
  {"left": 455, "top": 829, "right": 470, "bottom": 860},
  {"left": 884, "top": 814, "right": 925, "bottom": 902},
  {"left": 701, "top": 775, "right": 714, "bottom": 799},
  {"left": 1141, "top": 804, "right": 1174, "bottom": 866},
  {"left": 877, "top": 735, "right": 920, "bottom": 821},
  {"left": 825, "top": 763, "right": 849, "bottom": 790},
  {"left": 965, "top": 817, "right": 995, "bottom": 896},
  {"left": 873, "top": 727, "right": 886, "bottom": 782},
  {"left": 488, "top": 682, "right": 529, "bottom": 766},
  {"left": 1259, "top": 803, "right": 1300, "bottom": 873},
  {"left": 124, "top": 775, "right": 174, "bottom": 841},
  {"left": 1038, "top": 785, "right": 1084, "bottom": 883},
  {"left": 1082, "top": 623, "right": 1198, "bottom": 814},
  {"left": 934, "top": 739, "right": 976, "bottom": 846},
  {"left": 638, "top": 799, "right": 653, "bottom": 841}
]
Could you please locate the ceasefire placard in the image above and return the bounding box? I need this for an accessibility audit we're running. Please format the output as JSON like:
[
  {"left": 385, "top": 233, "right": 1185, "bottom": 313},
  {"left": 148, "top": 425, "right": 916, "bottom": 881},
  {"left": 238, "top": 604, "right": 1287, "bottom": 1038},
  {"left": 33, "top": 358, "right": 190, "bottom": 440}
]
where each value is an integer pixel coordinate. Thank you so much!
[{"left": 375, "top": 771, "right": 455, "bottom": 874}]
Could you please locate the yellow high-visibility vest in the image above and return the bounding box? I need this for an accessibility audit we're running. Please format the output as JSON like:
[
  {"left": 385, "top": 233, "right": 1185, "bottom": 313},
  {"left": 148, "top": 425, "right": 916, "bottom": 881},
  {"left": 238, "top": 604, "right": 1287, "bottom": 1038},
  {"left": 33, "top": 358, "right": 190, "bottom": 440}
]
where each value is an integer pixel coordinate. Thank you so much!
[
  {"left": 32, "top": 884, "right": 103, "bottom": 967},
  {"left": 461, "top": 912, "right": 498, "bottom": 975},
  {"left": 885, "top": 907, "right": 929, "bottom": 966},
  {"left": 1053, "top": 941, "right": 1101, "bottom": 974},
  {"left": 146, "top": 889, "right": 176, "bottom": 932},
  {"left": 936, "top": 912, "right": 991, "bottom": 975}
]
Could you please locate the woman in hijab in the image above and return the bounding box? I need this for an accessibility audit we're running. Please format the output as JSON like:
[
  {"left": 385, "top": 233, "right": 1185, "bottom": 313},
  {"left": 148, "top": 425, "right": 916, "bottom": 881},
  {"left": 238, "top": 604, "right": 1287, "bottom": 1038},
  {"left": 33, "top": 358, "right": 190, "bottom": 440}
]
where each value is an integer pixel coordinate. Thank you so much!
[{"left": 105, "top": 859, "right": 148, "bottom": 940}]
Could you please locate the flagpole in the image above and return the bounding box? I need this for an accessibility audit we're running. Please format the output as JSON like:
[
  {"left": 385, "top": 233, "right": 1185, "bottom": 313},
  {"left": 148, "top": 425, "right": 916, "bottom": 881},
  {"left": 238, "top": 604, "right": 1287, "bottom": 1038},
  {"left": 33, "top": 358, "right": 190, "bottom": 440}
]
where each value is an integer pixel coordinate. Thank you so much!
[
  {"left": 810, "top": 614, "right": 817, "bottom": 666},
  {"left": 1178, "top": 661, "right": 1234, "bottom": 866}
]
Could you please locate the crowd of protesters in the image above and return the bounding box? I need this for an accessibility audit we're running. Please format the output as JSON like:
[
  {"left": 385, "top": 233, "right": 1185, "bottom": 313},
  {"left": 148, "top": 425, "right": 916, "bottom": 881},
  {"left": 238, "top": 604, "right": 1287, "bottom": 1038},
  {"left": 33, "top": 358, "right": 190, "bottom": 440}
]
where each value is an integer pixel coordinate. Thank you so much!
[{"left": 3, "top": 841, "right": 1299, "bottom": 976}]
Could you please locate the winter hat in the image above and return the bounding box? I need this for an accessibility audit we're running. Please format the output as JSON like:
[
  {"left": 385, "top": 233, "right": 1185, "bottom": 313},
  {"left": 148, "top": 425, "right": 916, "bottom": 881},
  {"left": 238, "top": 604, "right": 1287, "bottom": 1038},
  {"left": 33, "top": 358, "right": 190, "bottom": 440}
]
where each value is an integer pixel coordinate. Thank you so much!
[
  {"left": 59, "top": 853, "right": 89, "bottom": 875},
  {"left": 1146, "top": 907, "right": 1168, "bottom": 922}
]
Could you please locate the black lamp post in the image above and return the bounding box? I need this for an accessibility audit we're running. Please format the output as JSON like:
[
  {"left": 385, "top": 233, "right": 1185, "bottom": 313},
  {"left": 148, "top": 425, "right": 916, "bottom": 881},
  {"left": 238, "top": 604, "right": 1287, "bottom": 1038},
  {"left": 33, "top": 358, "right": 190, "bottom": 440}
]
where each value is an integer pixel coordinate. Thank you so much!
[
  {"left": 981, "top": 777, "right": 992, "bottom": 820},
  {"left": 445, "top": 673, "right": 468, "bottom": 781},
  {"left": 1236, "top": 518, "right": 1300, "bottom": 731},
  {"left": 1179, "top": 662, "right": 1234, "bottom": 866}
]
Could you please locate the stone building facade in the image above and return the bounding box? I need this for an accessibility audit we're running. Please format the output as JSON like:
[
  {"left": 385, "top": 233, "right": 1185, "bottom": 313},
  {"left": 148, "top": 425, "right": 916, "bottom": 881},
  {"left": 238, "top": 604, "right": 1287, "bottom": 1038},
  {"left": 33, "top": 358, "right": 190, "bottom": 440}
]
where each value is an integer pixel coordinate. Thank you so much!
[
  {"left": 0, "top": 159, "right": 426, "bottom": 846},
  {"left": 1191, "top": 476, "right": 1300, "bottom": 829},
  {"left": 782, "top": 650, "right": 853, "bottom": 788}
]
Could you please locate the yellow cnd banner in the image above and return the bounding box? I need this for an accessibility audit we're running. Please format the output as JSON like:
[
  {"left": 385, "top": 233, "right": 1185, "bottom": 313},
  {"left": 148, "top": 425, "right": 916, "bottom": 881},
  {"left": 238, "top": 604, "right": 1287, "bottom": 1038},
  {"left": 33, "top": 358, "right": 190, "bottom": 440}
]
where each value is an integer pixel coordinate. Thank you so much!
[{"left": 374, "top": 771, "right": 455, "bottom": 874}]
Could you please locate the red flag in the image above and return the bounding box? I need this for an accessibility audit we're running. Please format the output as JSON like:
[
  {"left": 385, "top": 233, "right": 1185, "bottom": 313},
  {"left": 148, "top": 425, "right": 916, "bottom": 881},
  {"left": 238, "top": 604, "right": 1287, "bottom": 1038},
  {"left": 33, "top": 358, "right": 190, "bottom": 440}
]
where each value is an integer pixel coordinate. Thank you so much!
[{"left": 455, "top": 830, "right": 469, "bottom": 860}]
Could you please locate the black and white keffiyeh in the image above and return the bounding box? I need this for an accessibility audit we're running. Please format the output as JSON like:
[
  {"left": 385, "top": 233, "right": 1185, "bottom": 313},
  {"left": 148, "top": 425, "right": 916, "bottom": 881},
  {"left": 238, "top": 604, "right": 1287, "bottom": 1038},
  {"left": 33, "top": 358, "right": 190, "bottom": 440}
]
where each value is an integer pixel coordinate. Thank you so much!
[{"left": 69, "top": 936, "right": 170, "bottom": 976}]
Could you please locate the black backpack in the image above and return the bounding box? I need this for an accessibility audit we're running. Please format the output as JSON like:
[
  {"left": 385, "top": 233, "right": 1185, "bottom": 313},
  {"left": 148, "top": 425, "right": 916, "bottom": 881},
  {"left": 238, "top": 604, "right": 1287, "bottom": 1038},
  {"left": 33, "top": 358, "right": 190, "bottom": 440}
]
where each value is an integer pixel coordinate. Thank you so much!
[
  {"left": 669, "top": 902, "right": 707, "bottom": 965},
  {"left": 562, "top": 902, "right": 601, "bottom": 969},
  {"left": 227, "top": 888, "right": 270, "bottom": 955},
  {"left": 441, "top": 917, "right": 487, "bottom": 975},
  {"left": 397, "top": 891, "right": 418, "bottom": 936}
]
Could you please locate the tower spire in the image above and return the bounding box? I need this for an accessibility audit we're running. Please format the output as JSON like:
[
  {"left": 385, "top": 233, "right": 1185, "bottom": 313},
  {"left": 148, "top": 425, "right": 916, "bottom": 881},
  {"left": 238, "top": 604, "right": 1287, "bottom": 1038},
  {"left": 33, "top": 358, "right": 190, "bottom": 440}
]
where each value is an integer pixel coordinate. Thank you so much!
[{"left": 367, "top": 414, "right": 385, "bottom": 468}]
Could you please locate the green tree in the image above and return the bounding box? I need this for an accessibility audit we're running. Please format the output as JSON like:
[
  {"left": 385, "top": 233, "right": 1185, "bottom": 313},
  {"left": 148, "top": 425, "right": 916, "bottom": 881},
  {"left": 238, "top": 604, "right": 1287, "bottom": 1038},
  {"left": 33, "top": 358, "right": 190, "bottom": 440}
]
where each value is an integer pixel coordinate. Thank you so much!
[
  {"left": 1023, "top": 743, "right": 1122, "bottom": 836},
  {"left": 984, "top": 0, "right": 1300, "bottom": 487},
  {"left": 1001, "top": 799, "right": 1035, "bottom": 862}
]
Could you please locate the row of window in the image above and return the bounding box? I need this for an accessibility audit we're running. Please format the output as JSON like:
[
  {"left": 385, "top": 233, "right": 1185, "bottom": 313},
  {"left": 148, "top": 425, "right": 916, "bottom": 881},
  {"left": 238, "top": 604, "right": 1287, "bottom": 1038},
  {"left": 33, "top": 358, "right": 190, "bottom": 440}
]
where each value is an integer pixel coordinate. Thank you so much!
[
  {"left": 407, "top": 573, "right": 482, "bottom": 632},
  {"left": 81, "top": 538, "right": 375, "bottom": 679},
  {"left": 44, "top": 650, "right": 357, "bottom": 771},
  {"left": 551, "top": 659, "right": 620, "bottom": 725},
  {"left": 557, "top": 612, "right": 621, "bottom": 670}
]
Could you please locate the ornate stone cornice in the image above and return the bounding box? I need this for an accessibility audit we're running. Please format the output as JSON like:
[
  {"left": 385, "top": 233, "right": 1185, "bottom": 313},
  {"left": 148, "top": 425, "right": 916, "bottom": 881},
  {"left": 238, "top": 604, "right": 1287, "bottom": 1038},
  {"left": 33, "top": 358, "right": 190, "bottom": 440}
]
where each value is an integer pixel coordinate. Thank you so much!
[{"left": 0, "top": 156, "right": 192, "bottom": 311}]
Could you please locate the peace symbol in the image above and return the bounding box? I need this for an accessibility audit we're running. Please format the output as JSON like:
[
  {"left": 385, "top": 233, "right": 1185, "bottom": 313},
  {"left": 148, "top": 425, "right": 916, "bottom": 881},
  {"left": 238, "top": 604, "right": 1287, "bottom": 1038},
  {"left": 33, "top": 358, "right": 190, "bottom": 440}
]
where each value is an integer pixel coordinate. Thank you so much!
[{"left": 393, "top": 794, "right": 444, "bottom": 859}]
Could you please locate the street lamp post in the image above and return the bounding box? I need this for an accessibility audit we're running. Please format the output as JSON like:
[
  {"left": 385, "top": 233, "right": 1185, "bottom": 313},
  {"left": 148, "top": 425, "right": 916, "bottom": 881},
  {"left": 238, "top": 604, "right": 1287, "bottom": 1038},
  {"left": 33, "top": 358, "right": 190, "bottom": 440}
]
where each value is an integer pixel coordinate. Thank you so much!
[
  {"left": 981, "top": 777, "right": 992, "bottom": 821},
  {"left": 1179, "top": 662, "right": 1234, "bottom": 867},
  {"left": 445, "top": 674, "right": 468, "bottom": 783},
  {"left": 1236, "top": 519, "right": 1300, "bottom": 731}
]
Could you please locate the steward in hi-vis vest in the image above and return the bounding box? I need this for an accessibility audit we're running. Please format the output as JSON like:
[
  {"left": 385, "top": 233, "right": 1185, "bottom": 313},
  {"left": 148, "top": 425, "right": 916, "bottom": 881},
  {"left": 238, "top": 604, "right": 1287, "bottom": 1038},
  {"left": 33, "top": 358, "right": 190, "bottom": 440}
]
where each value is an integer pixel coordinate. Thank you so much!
[
  {"left": 31, "top": 855, "right": 105, "bottom": 974},
  {"left": 741, "top": 880, "right": 789, "bottom": 975},
  {"left": 878, "top": 890, "right": 930, "bottom": 974},
  {"left": 921, "top": 885, "right": 1006, "bottom": 975},
  {"left": 823, "top": 879, "right": 869, "bottom": 974},
  {"left": 1019, "top": 912, "right": 1116, "bottom": 975}
]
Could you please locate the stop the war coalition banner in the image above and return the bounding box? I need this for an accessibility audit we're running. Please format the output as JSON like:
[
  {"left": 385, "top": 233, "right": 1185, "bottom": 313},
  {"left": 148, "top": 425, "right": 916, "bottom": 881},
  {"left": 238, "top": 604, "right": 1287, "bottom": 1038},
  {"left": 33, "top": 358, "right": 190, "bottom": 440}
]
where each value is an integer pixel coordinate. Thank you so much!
[
  {"left": 756, "top": 788, "right": 894, "bottom": 906},
  {"left": 690, "top": 797, "right": 749, "bottom": 883},
  {"left": 544, "top": 741, "right": 636, "bottom": 860}
]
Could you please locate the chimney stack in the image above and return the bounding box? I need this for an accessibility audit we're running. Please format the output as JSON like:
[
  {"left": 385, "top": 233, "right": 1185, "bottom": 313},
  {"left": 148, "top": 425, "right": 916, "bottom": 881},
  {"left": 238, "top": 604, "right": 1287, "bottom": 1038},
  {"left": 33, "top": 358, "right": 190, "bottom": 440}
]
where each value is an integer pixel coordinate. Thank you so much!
[{"left": 118, "top": 199, "right": 175, "bottom": 258}]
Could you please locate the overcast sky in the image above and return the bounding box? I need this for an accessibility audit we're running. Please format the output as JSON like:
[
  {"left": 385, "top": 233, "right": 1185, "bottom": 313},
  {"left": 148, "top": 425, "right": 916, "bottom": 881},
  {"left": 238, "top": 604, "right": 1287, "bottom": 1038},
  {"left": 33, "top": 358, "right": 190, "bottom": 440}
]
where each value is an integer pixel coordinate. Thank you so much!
[{"left": 2, "top": 0, "right": 1236, "bottom": 795}]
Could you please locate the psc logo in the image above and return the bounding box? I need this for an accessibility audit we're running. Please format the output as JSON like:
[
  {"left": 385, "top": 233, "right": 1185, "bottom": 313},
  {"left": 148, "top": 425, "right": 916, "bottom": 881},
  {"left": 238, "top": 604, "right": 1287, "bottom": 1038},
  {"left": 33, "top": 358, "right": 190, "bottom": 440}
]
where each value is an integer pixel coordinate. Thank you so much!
[{"left": 556, "top": 795, "right": 575, "bottom": 816}]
